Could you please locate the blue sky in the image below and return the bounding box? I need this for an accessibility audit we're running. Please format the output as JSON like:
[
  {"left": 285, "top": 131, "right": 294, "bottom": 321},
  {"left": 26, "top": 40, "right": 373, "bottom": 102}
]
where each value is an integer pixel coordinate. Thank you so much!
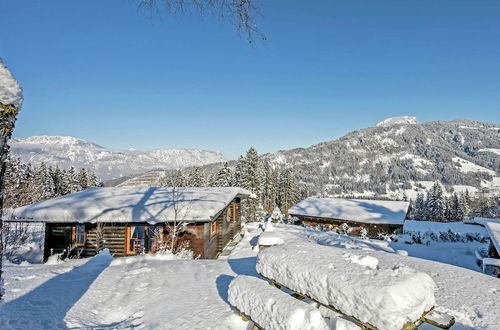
[{"left": 1, "top": 0, "right": 499, "bottom": 159}]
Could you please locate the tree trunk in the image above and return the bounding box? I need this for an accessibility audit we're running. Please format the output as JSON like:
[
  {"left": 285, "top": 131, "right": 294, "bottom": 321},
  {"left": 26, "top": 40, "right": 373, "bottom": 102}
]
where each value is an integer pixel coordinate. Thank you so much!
[{"left": 0, "top": 101, "right": 21, "bottom": 299}]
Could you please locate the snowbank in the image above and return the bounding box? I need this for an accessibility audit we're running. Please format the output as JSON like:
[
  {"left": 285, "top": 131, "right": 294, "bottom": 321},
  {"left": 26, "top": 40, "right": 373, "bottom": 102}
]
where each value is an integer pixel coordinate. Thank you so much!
[
  {"left": 0, "top": 59, "right": 23, "bottom": 107},
  {"left": 257, "top": 241, "right": 436, "bottom": 330},
  {"left": 9, "top": 186, "right": 251, "bottom": 223},
  {"left": 228, "top": 275, "right": 329, "bottom": 330},
  {"left": 289, "top": 197, "right": 409, "bottom": 225}
]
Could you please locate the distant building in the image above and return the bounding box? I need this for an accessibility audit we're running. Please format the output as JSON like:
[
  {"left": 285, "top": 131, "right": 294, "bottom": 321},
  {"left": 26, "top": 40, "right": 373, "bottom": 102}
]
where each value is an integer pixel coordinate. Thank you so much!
[
  {"left": 6, "top": 187, "right": 250, "bottom": 261},
  {"left": 288, "top": 197, "right": 410, "bottom": 237},
  {"left": 479, "top": 221, "right": 500, "bottom": 278}
]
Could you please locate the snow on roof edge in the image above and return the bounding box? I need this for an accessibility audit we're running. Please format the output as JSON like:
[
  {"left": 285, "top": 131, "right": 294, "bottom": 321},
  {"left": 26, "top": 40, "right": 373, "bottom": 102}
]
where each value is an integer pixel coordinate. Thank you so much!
[
  {"left": 485, "top": 221, "right": 500, "bottom": 256},
  {"left": 5, "top": 187, "right": 251, "bottom": 224}
]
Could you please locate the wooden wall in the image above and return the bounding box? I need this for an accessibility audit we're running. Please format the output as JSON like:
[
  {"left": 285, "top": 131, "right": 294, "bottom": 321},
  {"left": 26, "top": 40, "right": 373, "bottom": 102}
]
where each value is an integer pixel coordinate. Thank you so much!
[
  {"left": 83, "top": 224, "right": 127, "bottom": 258},
  {"left": 296, "top": 216, "right": 402, "bottom": 237}
]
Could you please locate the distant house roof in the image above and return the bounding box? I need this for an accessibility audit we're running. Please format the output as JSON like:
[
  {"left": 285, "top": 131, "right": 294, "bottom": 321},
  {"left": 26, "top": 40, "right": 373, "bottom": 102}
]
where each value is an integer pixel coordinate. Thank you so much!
[
  {"left": 485, "top": 221, "right": 500, "bottom": 256},
  {"left": 464, "top": 217, "right": 500, "bottom": 227},
  {"left": 5, "top": 187, "right": 251, "bottom": 224},
  {"left": 288, "top": 197, "right": 410, "bottom": 225}
]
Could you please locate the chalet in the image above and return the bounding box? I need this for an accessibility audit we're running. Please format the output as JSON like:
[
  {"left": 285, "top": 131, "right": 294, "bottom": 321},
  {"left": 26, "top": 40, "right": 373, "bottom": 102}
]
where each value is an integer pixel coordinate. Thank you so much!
[
  {"left": 6, "top": 186, "right": 251, "bottom": 261},
  {"left": 288, "top": 197, "right": 410, "bottom": 237}
]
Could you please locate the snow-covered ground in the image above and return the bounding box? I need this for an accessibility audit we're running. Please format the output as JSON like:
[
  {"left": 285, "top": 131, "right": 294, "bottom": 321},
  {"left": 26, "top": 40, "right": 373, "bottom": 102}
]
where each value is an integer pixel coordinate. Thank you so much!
[{"left": 1, "top": 223, "right": 499, "bottom": 329}]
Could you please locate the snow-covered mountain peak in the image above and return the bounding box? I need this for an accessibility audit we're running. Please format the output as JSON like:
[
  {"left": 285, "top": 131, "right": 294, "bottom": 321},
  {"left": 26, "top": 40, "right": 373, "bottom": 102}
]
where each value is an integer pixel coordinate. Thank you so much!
[
  {"left": 375, "top": 116, "right": 418, "bottom": 127},
  {"left": 10, "top": 136, "right": 228, "bottom": 180},
  {"left": 13, "top": 135, "right": 104, "bottom": 148}
]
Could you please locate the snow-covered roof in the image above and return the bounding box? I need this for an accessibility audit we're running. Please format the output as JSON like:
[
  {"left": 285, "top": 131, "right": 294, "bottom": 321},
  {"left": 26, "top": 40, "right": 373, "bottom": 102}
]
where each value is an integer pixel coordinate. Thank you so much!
[
  {"left": 288, "top": 197, "right": 410, "bottom": 225},
  {"left": 464, "top": 217, "right": 500, "bottom": 227},
  {"left": 6, "top": 187, "right": 251, "bottom": 224},
  {"left": 485, "top": 221, "right": 500, "bottom": 255},
  {"left": 0, "top": 59, "right": 23, "bottom": 107}
]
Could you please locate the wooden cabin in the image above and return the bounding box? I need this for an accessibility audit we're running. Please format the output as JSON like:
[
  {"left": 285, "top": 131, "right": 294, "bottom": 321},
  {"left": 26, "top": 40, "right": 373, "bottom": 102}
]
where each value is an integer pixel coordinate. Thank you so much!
[
  {"left": 288, "top": 197, "right": 410, "bottom": 237},
  {"left": 7, "top": 187, "right": 251, "bottom": 261}
]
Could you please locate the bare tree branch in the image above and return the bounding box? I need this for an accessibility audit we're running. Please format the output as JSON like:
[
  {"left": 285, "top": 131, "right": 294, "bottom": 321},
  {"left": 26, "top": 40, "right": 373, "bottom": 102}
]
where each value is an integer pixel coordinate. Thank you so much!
[{"left": 135, "top": 0, "right": 265, "bottom": 43}]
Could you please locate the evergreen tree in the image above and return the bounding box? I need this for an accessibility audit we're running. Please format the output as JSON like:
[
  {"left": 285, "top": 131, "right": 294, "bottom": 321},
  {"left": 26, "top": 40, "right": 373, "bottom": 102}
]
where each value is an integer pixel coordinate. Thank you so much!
[
  {"left": 233, "top": 156, "right": 246, "bottom": 187},
  {"left": 240, "top": 147, "right": 261, "bottom": 221},
  {"left": 77, "top": 168, "right": 89, "bottom": 190},
  {"left": 187, "top": 167, "right": 205, "bottom": 187},
  {"left": 211, "top": 162, "right": 233, "bottom": 187},
  {"left": 33, "top": 162, "right": 55, "bottom": 201},
  {"left": 427, "top": 182, "right": 445, "bottom": 221},
  {"left": 62, "top": 166, "right": 80, "bottom": 194},
  {"left": 278, "top": 168, "right": 298, "bottom": 211}
]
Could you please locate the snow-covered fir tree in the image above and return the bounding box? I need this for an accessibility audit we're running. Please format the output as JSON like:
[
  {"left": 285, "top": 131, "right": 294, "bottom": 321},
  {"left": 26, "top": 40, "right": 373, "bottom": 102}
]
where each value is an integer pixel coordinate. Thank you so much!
[
  {"left": 427, "top": 182, "right": 445, "bottom": 222},
  {"left": 3, "top": 158, "right": 102, "bottom": 208},
  {"left": 210, "top": 162, "right": 233, "bottom": 187},
  {"left": 33, "top": 162, "right": 55, "bottom": 201},
  {"left": 186, "top": 167, "right": 205, "bottom": 187}
]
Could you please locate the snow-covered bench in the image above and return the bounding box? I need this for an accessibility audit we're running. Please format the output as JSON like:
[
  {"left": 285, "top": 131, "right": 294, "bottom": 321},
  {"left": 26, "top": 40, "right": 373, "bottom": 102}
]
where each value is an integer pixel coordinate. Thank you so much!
[
  {"left": 228, "top": 275, "right": 330, "bottom": 330},
  {"left": 256, "top": 241, "right": 455, "bottom": 330}
]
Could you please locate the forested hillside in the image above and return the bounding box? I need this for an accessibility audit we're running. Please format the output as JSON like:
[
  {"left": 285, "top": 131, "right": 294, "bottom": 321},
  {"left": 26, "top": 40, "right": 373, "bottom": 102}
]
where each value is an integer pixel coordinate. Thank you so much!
[{"left": 262, "top": 118, "right": 500, "bottom": 198}]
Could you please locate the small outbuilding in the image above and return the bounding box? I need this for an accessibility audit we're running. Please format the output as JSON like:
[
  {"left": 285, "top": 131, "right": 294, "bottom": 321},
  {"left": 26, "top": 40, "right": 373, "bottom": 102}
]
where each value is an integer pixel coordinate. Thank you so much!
[
  {"left": 481, "top": 221, "right": 500, "bottom": 277},
  {"left": 288, "top": 197, "right": 410, "bottom": 237},
  {"left": 6, "top": 186, "right": 251, "bottom": 261}
]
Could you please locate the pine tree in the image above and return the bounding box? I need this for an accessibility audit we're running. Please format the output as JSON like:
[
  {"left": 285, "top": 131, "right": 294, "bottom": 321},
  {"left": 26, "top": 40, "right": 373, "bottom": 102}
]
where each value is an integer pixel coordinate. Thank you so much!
[
  {"left": 461, "top": 190, "right": 472, "bottom": 220},
  {"left": 77, "top": 168, "right": 89, "bottom": 190},
  {"left": 427, "top": 182, "right": 445, "bottom": 222},
  {"left": 240, "top": 148, "right": 261, "bottom": 222},
  {"left": 187, "top": 167, "right": 205, "bottom": 187},
  {"left": 49, "top": 166, "right": 63, "bottom": 197},
  {"left": 278, "top": 168, "right": 298, "bottom": 211},
  {"left": 62, "top": 166, "right": 80, "bottom": 194},
  {"left": 233, "top": 156, "right": 246, "bottom": 187},
  {"left": 33, "top": 162, "right": 55, "bottom": 201},
  {"left": 87, "top": 170, "right": 102, "bottom": 188},
  {"left": 211, "top": 162, "right": 233, "bottom": 187}
]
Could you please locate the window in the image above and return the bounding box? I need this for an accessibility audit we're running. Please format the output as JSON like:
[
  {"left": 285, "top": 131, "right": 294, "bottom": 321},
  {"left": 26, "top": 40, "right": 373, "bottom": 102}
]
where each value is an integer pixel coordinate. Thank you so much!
[
  {"left": 73, "top": 224, "right": 85, "bottom": 246},
  {"left": 211, "top": 221, "right": 217, "bottom": 236},
  {"left": 127, "top": 226, "right": 146, "bottom": 255},
  {"left": 226, "top": 207, "right": 233, "bottom": 222},
  {"left": 126, "top": 225, "right": 163, "bottom": 255}
]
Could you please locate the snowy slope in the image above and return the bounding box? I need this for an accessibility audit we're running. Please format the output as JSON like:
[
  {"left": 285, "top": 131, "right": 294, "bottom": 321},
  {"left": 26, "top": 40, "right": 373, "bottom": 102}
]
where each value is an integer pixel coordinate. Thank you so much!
[
  {"left": 10, "top": 136, "right": 228, "bottom": 180},
  {"left": 1, "top": 223, "right": 499, "bottom": 329},
  {"left": 261, "top": 118, "right": 500, "bottom": 197}
]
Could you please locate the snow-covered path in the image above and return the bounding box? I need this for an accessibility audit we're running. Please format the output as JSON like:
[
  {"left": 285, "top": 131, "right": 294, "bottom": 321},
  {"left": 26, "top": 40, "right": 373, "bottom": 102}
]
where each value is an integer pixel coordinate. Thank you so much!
[{"left": 1, "top": 223, "right": 499, "bottom": 329}]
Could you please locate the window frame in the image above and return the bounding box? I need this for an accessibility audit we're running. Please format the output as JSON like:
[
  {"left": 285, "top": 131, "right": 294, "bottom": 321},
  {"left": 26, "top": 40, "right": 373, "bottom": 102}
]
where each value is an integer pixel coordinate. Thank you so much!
[
  {"left": 72, "top": 224, "right": 86, "bottom": 247},
  {"left": 210, "top": 221, "right": 217, "bottom": 237}
]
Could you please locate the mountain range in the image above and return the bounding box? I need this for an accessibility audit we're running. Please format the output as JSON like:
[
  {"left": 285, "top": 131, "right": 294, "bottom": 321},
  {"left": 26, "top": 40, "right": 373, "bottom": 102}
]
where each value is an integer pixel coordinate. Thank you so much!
[
  {"left": 10, "top": 117, "right": 500, "bottom": 198},
  {"left": 9, "top": 136, "right": 228, "bottom": 180},
  {"left": 261, "top": 117, "right": 500, "bottom": 198}
]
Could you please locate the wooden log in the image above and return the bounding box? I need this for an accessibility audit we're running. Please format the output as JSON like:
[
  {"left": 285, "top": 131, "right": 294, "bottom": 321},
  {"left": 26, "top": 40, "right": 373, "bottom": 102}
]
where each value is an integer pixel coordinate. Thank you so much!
[
  {"left": 235, "top": 309, "right": 263, "bottom": 329},
  {"left": 421, "top": 309, "right": 455, "bottom": 329}
]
